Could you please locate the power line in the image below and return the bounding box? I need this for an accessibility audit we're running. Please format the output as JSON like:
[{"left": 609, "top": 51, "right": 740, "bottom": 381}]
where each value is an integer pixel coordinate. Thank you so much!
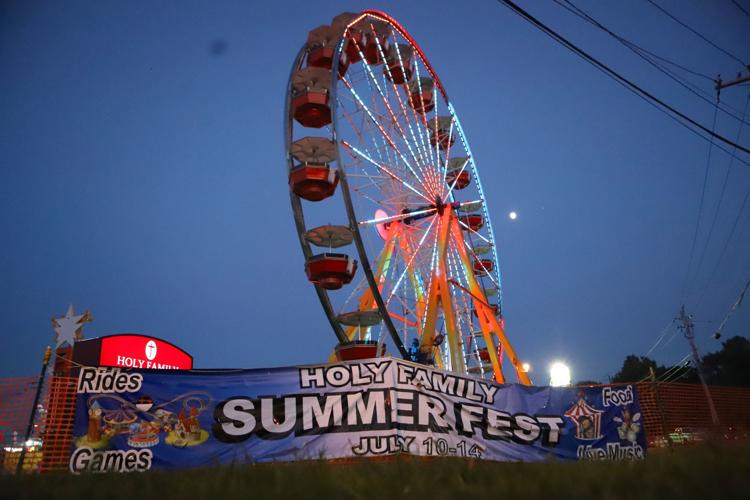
[
  {"left": 554, "top": 0, "right": 750, "bottom": 126},
  {"left": 644, "top": 0, "right": 747, "bottom": 68},
  {"left": 624, "top": 44, "right": 714, "bottom": 83},
  {"left": 495, "top": 0, "right": 750, "bottom": 162},
  {"left": 644, "top": 320, "right": 676, "bottom": 357},
  {"left": 698, "top": 186, "right": 750, "bottom": 305},
  {"left": 713, "top": 276, "right": 750, "bottom": 337},
  {"left": 651, "top": 353, "right": 692, "bottom": 383},
  {"left": 554, "top": 0, "right": 713, "bottom": 81},
  {"left": 682, "top": 105, "right": 719, "bottom": 300},
  {"left": 635, "top": 353, "right": 687, "bottom": 383},
  {"left": 730, "top": 0, "right": 750, "bottom": 20},
  {"left": 661, "top": 362, "right": 693, "bottom": 383},
  {"left": 691, "top": 92, "right": 750, "bottom": 304}
]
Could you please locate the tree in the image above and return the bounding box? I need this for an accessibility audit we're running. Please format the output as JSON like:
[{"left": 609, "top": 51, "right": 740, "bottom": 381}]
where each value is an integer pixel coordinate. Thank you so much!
[
  {"left": 611, "top": 355, "right": 660, "bottom": 383},
  {"left": 701, "top": 336, "right": 750, "bottom": 387},
  {"left": 576, "top": 380, "right": 603, "bottom": 386},
  {"left": 611, "top": 336, "right": 750, "bottom": 386}
]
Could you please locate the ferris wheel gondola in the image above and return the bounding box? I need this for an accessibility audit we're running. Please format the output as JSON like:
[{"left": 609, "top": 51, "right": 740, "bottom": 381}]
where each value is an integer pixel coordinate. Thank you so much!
[{"left": 285, "top": 10, "right": 530, "bottom": 384}]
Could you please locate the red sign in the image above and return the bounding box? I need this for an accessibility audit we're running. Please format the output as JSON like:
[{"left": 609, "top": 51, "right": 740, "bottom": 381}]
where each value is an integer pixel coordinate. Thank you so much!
[{"left": 99, "top": 334, "right": 193, "bottom": 370}]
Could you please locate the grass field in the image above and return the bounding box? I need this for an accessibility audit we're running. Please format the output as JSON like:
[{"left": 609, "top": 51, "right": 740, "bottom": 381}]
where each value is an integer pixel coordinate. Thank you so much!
[{"left": 2, "top": 443, "right": 749, "bottom": 499}]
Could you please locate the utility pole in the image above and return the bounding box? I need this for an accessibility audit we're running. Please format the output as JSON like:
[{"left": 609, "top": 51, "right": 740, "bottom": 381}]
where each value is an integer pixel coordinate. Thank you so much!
[
  {"left": 677, "top": 305, "right": 720, "bottom": 426},
  {"left": 715, "top": 66, "right": 750, "bottom": 100}
]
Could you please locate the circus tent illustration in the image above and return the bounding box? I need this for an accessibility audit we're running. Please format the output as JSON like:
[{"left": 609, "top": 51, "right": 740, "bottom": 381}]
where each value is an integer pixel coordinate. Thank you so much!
[{"left": 565, "top": 395, "right": 604, "bottom": 440}]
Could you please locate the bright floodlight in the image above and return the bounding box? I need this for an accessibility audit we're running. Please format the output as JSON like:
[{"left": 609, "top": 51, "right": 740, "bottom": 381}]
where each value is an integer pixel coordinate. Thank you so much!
[
  {"left": 521, "top": 362, "right": 531, "bottom": 373},
  {"left": 509, "top": 211, "right": 518, "bottom": 220},
  {"left": 549, "top": 362, "right": 571, "bottom": 387}
]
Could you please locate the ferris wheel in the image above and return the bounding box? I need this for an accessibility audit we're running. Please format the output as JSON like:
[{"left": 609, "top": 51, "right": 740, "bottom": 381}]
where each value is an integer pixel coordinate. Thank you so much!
[{"left": 284, "top": 10, "right": 530, "bottom": 384}]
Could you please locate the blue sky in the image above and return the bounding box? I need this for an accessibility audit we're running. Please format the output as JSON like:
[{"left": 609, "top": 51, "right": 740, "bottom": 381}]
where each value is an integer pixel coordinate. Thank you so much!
[{"left": 2, "top": 0, "right": 749, "bottom": 382}]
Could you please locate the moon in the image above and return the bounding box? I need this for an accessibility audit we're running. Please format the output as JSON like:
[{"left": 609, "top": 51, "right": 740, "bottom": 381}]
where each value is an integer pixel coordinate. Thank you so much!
[{"left": 509, "top": 211, "right": 518, "bottom": 220}]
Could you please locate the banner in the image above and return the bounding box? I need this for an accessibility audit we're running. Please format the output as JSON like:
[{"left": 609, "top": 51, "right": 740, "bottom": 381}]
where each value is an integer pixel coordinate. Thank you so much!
[{"left": 69, "top": 359, "right": 646, "bottom": 472}]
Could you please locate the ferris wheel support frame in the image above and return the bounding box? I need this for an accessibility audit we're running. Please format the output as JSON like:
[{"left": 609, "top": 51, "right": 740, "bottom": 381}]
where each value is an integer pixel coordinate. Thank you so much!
[{"left": 449, "top": 219, "right": 531, "bottom": 384}]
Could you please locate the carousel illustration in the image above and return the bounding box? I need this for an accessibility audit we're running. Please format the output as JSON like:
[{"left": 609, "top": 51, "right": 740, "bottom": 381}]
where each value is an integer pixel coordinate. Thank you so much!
[{"left": 75, "top": 392, "right": 211, "bottom": 450}]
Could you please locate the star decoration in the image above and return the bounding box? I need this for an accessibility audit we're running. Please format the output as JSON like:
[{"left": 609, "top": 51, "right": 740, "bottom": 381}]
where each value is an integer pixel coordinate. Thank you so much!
[{"left": 52, "top": 304, "right": 93, "bottom": 347}]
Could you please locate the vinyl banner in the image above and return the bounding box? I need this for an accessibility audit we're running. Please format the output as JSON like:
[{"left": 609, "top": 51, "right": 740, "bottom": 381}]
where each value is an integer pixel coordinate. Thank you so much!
[{"left": 69, "top": 359, "right": 646, "bottom": 472}]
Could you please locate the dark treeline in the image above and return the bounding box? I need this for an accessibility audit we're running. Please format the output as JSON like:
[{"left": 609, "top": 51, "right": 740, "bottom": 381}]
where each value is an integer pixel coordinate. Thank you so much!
[{"left": 606, "top": 336, "right": 750, "bottom": 386}]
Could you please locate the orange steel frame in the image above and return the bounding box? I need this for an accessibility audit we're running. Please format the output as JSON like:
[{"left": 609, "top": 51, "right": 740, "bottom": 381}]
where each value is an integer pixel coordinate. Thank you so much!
[
  {"left": 336, "top": 206, "right": 530, "bottom": 385},
  {"left": 420, "top": 206, "right": 530, "bottom": 384}
]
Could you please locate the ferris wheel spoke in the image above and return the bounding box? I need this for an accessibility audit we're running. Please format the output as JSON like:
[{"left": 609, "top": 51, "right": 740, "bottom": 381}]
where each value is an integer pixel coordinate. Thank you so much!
[
  {"left": 346, "top": 173, "right": 391, "bottom": 180},
  {"left": 353, "top": 170, "right": 421, "bottom": 213},
  {"left": 409, "top": 60, "right": 438, "bottom": 170},
  {"left": 340, "top": 140, "right": 394, "bottom": 201},
  {"left": 338, "top": 101, "right": 387, "bottom": 165},
  {"left": 456, "top": 220, "right": 492, "bottom": 245},
  {"left": 380, "top": 246, "right": 421, "bottom": 329},
  {"left": 378, "top": 68, "right": 437, "bottom": 195},
  {"left": 387, "top": 241, "right": 428, "bottom": 338},
  {"left": 352, "top": 32, "right": 437, "bottom": 201},
  {"left": 357, "top": 207, "right": 437, "bottom": 226},
  {"left": 354, "top": 52, "right": 431, "bottom": 184},
  {"left": 350, "top": 187, "right": 394, "bottom": 212},
  {"left": 350, "top": 168, "right": 400, "bottom": 197},
  {"left": 461, "top": 241, "right": 500, "bottom": 290},
  {"left": 339, "top": 277, "right": 372, "bottom": 315},
  {"left": 370, "top": 30, "right": 437, "bottom": 196},
  {"left": 386, "top": 290, "right": 419, "bottom": 325},
  {"left": 442, "top": 149, "right": 469, "bottom": 203},
  {"left": 447, "top": 232, "right": 502, "bottom": 299},
  {"left": 341, "top": 77, "right": 410, "bottom": 165},
  {"left": 342, "top": 141, "right": 433, "bottom": 204},
  {"left": 341, "top": 74, "right": 431, "bottom": 195},
  {"left": 439, "top": 122, "right": 456, "bottom": 200},
  {"left": 384, "top": 216, "right": 437, "bottom": 307},
  {"left": 389, "top": 43, "right": 442, "bottom": 196}
]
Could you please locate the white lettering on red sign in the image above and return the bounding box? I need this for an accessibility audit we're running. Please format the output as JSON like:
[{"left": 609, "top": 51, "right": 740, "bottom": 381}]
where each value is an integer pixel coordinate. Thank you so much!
[{"left": 114, "top": 355, "right": 180, "bottom": 370}]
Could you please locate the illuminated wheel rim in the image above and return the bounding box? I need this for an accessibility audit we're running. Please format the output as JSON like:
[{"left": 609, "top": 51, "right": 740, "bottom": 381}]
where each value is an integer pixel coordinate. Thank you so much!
[{"left": 285, "top": 11, "right": 529, "bottom": 383}]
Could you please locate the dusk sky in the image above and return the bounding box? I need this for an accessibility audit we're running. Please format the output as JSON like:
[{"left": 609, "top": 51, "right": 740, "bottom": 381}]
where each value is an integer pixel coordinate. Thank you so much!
[{"left": 2, "top": 0, "right": 749, "bottom": 383}]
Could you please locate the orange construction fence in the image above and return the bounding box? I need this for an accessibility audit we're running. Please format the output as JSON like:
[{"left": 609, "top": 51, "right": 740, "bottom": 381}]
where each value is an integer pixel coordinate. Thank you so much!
[
  {"left": 636, "top": 381, "right": 750, "bottom": 446},
  {"left": 1, "top": 374, "right": 750, "bottom": 473},
  {"left": 0, "top": 375, "right": 77, "bottom": 474}
]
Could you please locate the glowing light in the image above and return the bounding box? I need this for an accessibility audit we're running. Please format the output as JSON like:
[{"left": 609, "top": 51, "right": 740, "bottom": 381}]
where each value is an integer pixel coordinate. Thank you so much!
[
  {"left": 509, "top": 211, "right": 518, "bottom": 220},
  {"left": 521, "top": 362, "right": 531, "bottom": 373},
  {"left": 549, "top": 362, "right": 571, "bottom": 387}
]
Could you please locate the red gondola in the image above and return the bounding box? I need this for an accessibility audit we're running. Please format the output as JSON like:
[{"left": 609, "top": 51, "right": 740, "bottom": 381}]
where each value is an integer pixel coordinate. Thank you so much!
[
  {"left": 291, "top": 67, "right": 333, "bottom": 128},
  {"left": 332, "top": 13, "right": 364, "bottom": 64},
  {"left": 305, "top": 253, "right": 358, "bottom": 290},
  {"left": 459, "top": 214, "right": 484, "bottom": 232},
  {"left": 335, "top": 340, "right": 379, "bottom": 361},
  {"left": 473, "top": 259, "right": 494, "bottom": 277},
  {"left": 306, "top": 25, "right": 349, "bottom": 78},
  {"left": 289, "top": 165, "right": 338, "bottom": 201},
  {"left": 363, "top": 21, "right": 389, "bottom": 65},
  {"left": 478, "top": 347, "right": 491, "bottom": 363},
  {"left": 429, "top": 116, "right": 455, "bottom": 151},
  {"left": 289, "top": 137, "right": 338, "bottom": 201},
  {"left": 408, "top": 78, "right": 434, "bottom": 114},
  {"left": 384, "top": 43, "right": 413, "bottom": 84},
  {"left": 446, "top": 170, "right": 470, "bottom": 190}
]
